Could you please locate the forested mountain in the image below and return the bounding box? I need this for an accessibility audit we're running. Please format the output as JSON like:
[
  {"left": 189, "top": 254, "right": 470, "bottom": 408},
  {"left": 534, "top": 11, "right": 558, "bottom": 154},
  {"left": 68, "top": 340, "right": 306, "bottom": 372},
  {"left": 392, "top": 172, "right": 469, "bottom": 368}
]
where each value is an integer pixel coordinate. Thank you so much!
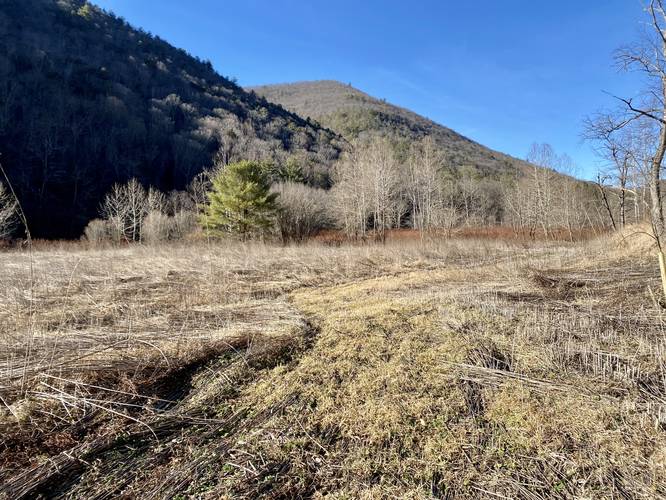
[
  {"left": 249, "top": 80, "right": 530, "bottom": 175},
  {"left": 0, "top": 0, "right": 342, "bottom": 238}
]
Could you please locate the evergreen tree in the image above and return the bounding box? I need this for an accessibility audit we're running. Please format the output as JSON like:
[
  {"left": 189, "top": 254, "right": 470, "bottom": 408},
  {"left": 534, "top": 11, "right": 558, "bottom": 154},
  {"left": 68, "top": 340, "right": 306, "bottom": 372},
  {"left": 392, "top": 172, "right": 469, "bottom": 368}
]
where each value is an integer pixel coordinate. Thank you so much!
[{"left": 200, "top": 161, "right": 278, "bottom": 238}]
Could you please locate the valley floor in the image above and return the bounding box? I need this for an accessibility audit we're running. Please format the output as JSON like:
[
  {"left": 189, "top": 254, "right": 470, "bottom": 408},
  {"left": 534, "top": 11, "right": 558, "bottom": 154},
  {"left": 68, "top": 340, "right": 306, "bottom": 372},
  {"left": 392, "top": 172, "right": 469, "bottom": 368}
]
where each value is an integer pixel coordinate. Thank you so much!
[{"left": 0, "top": 233, "right": 665, "bottom": 499}]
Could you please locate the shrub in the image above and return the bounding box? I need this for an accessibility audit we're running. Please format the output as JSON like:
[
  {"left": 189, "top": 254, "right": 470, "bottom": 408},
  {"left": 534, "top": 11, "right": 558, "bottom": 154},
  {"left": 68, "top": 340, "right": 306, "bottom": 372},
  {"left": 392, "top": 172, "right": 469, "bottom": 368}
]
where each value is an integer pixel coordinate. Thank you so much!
[
  {"left": 83, "top": 219, "right": 110, "bottom": 246},
  {"left": 171, "top": 210, "right": 198, "bottom": 240},
  {"left": 142, "top": 210, "right": 172, "bottom": 243},
  {"left": 272, "top": 182, "right": 330, "bottom": 242}
]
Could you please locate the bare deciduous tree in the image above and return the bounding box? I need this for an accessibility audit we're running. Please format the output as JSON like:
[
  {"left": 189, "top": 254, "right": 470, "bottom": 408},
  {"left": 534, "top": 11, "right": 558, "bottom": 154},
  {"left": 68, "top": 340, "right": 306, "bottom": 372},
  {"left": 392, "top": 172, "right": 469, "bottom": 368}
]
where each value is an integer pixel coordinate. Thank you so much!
[
  {"left": 503, "top": 144, "right": 601, "bottom": 239},
  {"left": 503, "top": 176, "right": 536, "bottom": 236},
  {"left": 593, "top": 172, "right": 618, "bottom": 231},
  {"left": 407, "top": 137, "right": 445, "bottom": 235},
  {"left": 504, "top": 144, "right": 561, "bottom": 238},
  {"left": 100, "top": 178, "right": 148, "bottom": 242},
  {"left": 554, "top": 153, "right": 585, "bottom": 241},
  {"left": 584, "top": 113, "right": 643, "bottom": 229},
  {"left": 332, "top": 137, "right": 404, "bottom": 242},
  {"left": 526, "top": 143, "right": 559, "bottom": 237},
  {"left": 92, "top": 179, "right": 199, "bottom": 244},
  {"left": 147, "top": 187, "right": 167, "bottom": 214},
  {"left": 100, "top": 183, "right": 129, "bottom": 242},
  {"left": 600, "top": 0, "right": 666, "bottom": 296},
  {"left": 332, "top": 145, "right": 371, "bottom": 239},
  {"left": 365, "top": 138, "right": 405, "bottom": 241},
  {"left": 188, "top": 169, "right": 215, "bottom": 210}
]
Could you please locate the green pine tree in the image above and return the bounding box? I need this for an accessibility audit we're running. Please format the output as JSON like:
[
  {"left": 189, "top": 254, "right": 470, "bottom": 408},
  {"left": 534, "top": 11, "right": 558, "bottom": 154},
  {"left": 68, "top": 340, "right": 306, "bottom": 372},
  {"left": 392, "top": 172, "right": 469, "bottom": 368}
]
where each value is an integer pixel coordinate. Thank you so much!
[{"left": 200, "top": 161, "right": 278, "bottom": 239}]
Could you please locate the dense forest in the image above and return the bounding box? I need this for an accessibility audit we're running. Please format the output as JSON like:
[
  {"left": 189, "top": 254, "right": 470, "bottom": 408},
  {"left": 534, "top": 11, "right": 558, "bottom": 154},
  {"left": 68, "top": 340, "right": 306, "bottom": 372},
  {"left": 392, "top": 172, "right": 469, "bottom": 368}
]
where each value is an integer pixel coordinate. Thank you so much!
[{"left": 0, "top": 0, "right": 342, "bottom": 237}]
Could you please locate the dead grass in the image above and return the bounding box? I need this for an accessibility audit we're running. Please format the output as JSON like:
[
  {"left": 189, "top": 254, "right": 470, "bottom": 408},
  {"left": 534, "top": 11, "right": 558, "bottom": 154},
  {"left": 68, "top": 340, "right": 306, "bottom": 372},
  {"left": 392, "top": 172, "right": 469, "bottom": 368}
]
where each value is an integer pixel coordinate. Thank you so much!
[{"left": 1, "top": 232, "right": 665, "bottom": 498}]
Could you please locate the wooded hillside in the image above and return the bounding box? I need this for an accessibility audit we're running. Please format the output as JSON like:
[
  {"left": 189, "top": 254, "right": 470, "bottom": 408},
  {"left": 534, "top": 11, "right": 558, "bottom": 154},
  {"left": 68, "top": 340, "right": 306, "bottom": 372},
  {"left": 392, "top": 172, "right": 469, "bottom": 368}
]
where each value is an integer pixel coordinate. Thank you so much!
[
  {"left": 250, "top": 80, "right": 530, "bottom": 176},
  {"left": 0, "top": 0, "right": 341, "bottom": 237}
]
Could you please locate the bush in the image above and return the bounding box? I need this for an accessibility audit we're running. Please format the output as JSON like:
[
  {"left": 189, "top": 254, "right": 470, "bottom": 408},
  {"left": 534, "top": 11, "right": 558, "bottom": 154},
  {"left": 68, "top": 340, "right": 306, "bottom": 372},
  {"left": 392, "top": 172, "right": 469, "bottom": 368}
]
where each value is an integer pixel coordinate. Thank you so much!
[
  {"left": 273, "top": 182, "right": 330, "bottom": 242},
  {"left": 171, "top": 210, "right": 198, "bottom": 240},
  {"left": 83, "top": 219, "right": 111, "bottom": 246},
  {"left": 142, "top": 210, "right": 172, "bottom": 243},
  {"left": 135, "top": 210, "right": 198, "bottom": 244}
]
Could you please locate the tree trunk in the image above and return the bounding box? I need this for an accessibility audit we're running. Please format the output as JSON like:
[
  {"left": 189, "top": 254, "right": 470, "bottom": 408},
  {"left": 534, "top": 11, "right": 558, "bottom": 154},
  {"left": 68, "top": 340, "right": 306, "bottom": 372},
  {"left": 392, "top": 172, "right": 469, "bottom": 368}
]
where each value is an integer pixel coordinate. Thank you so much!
[
  {"left": 619, "top": 187, "right": 626, "bottom": 229},
  {"left": 595, "top": 175, "right": 617, "bottom": 231},
  {"left": 651, "top": 69, "right": 666, "bottom": 300},
  {"left": 649, "top": 126, "right": 666, "bottom": 244},
  {"left": 659, "top": 250, "right": 666, "bottom": 304}
]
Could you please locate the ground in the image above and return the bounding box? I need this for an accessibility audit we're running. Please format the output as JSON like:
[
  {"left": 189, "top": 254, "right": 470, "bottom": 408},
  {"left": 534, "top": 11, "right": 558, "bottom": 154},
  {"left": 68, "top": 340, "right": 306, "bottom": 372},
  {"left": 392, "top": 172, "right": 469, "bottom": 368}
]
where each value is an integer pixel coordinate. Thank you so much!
[{"left": 0, "top": 232, "right": 665, "bottom": 499}]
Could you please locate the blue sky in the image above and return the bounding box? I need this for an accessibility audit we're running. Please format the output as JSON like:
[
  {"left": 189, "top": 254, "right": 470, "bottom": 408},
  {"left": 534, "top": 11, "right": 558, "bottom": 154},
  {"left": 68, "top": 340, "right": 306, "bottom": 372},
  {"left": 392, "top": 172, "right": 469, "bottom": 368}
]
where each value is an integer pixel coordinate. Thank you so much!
[{"left": 93, "top": 0, "right": 648, "bottom": 179}]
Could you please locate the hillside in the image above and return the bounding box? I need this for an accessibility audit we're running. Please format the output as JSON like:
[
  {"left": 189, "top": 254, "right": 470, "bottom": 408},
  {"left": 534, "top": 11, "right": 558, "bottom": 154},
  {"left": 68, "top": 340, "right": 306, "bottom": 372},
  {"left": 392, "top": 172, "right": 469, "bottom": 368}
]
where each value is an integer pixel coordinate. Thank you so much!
[
  {"left": 250, "top": 80, "right": 528, "bottom": 175},
  {"left": 0, "top": 1, "right": 342, "bottom": 238}
]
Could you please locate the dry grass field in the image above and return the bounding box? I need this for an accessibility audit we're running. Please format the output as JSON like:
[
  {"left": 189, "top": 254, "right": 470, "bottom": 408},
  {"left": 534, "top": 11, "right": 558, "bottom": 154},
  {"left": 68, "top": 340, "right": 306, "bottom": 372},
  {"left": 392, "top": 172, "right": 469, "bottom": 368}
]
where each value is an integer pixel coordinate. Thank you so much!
[{"left": 1, "top": 230, "right": 665, "bottom": 499}]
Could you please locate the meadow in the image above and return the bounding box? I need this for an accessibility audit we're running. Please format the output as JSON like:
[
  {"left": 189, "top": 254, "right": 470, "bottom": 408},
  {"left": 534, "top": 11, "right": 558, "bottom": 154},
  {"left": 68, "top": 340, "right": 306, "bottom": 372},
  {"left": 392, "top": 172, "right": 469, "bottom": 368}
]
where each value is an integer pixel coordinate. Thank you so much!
[{"left": 0, "top": 230, "right": 665, "bottom": 499}]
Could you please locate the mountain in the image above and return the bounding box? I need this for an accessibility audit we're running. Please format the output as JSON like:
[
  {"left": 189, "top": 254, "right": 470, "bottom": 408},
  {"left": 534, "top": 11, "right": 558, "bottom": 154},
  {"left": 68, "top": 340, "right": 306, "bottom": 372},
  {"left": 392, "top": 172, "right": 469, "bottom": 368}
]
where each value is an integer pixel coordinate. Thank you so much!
[
  {"left": 0, "top": 0, "right": 342, "bottom": 238},
  {"left": 250, "top": 80, "right": 527, "bottom": 175}
]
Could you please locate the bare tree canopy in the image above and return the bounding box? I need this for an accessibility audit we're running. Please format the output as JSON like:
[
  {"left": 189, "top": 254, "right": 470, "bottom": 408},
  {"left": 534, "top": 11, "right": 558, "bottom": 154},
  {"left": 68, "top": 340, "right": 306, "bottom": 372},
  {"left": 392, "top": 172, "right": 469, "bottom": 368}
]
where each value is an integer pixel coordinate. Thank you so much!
[
  {"left": 587, "top": 0, "right": 666, "bottom": 297},
  {"left": 332, "top": 137, "right": 405, "bottom": 241},
  {"left": 613, "top": 0, "right": 666, "bottom": 243}
]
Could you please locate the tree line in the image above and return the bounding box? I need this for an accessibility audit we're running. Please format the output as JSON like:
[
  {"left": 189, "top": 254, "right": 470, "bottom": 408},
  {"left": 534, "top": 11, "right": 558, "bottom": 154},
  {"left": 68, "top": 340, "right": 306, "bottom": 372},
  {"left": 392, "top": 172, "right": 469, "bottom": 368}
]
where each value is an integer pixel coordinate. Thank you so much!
[
  {"left": 46, "top": 135, "right": 628, "bottom": 247},
  {"left": 0, "top": 136, "right": 652, "bottom": 249}
]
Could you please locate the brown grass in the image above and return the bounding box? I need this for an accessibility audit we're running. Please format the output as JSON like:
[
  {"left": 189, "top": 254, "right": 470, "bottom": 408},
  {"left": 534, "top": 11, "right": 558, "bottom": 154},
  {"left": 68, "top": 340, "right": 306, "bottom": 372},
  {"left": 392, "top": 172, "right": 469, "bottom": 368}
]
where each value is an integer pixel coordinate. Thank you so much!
[
  {"left": 313, "top": 226, "right": 608, "bottom": 245},
  {"left": 0, "top": 232, "right": 665, "bottom": 498}
]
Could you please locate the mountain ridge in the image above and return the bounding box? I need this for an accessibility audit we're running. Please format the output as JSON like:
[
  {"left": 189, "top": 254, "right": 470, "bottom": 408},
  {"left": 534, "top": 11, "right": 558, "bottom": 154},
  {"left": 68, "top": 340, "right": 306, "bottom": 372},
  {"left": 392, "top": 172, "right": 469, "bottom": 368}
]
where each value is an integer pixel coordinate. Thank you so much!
[{"left": 249, "top": 80, "right": 529, "bottom": 175}]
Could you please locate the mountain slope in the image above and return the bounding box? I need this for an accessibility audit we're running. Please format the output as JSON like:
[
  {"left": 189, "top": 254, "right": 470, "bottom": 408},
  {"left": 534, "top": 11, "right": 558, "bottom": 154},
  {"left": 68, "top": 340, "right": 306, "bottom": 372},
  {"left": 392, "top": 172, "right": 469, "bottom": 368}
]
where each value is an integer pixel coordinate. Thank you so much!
[
  {"left": 0, "top": 1, "right": 341, "bottom": 238},
  {"left": 250, "top": 80, "right": 526, "bottom": 175}
]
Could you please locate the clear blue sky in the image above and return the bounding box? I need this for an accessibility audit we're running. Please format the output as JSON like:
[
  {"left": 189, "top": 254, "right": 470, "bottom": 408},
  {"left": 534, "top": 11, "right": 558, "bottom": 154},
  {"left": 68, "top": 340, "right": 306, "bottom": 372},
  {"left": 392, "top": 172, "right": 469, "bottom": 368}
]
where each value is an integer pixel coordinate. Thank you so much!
[{"left": 93, "top": 0, "right": 648, "bottom": 179}]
